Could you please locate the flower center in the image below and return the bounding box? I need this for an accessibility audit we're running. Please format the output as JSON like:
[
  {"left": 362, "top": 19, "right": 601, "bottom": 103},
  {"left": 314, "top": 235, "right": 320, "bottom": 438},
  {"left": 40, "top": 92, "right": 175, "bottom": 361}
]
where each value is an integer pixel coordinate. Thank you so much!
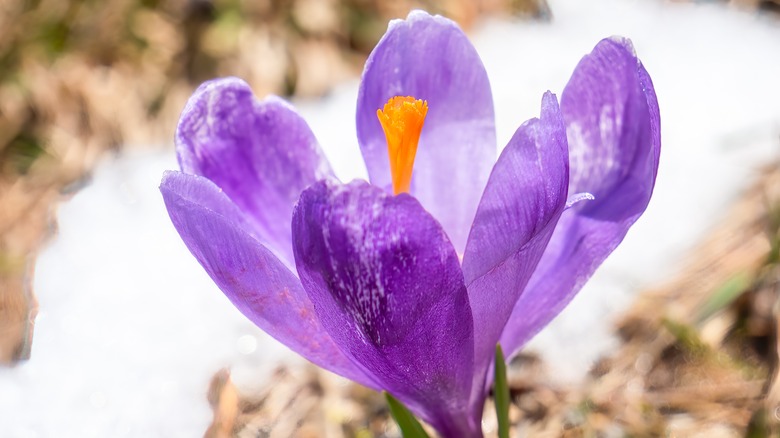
[{"left": 377, "top": 96, "right": 428, "bottom": 195}]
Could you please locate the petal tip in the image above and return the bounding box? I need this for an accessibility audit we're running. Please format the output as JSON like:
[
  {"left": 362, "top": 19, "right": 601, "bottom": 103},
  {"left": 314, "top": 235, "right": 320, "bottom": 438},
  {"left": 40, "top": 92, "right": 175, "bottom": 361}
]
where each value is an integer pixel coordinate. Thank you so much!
[
  {"left": 188, "top": 76, "right": 252, "bottom": 104},
  {"left": 540, "top": 90, "right": 559, "bottom": 109},
  {"left": 386, "top": 9, "right": 460, "bottom": 33},
  {"left": 405, "top": 9, "right": 432, "bottom": 21},
  {"left": 608, "top": 36, "right": 637, "bottom": 56},
  {"left": 405, "top": 9, "right": 458, "bottom": 28},
  {"left": 159, "top": 169, "right": 178, "bottom": 190},
  {"left": 596, "top": 36, "right": 640, "bottom": 64}
]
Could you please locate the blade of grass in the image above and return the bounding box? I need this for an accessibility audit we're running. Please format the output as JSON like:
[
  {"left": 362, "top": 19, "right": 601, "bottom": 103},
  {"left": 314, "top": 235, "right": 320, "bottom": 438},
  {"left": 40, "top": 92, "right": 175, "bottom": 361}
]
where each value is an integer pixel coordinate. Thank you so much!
[
  {"left": 696, "top": 272, "right": 750, "bottom": 324},
  {"left": 494, "top": 344, "right": 510, "bottom": 438},
  {"left": 384, "top": 392, "right": 430, "bottom": 438}
]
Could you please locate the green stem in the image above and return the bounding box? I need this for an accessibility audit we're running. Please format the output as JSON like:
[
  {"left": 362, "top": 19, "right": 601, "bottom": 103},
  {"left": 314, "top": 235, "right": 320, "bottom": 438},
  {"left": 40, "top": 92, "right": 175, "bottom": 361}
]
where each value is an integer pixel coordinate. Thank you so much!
[
  {"left": 385, "top": 391, "right": 431, "bottom": 438},
  {"left": 494, "top": 344, "right": 510, "bottom": 438}
]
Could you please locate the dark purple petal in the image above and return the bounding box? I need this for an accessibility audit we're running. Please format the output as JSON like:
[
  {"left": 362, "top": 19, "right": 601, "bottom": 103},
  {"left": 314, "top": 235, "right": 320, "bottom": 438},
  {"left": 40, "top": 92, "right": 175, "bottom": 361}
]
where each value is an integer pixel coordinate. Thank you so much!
[
  {"left": 461, "top": 92, "right": 568, "bottom": 410},
  {"left": 176, "top": 77, "right": 334, "bottom": 268},
  {"left": 356, "top": 10, "right": 497, "bottom": 254},
  {"left": 292, "top": 180, "right": 476, "bottom": 437},
  {"left": 160, "top": 172, "right": 375, "bottom": 389},
  {"left": 499, "top": 37, "right": 661, "bottom": 358}
]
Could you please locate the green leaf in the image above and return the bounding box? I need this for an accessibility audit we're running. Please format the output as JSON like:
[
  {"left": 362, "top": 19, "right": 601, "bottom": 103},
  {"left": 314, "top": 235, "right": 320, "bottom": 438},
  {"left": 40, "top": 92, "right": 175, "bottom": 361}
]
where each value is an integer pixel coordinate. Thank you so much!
[
  {"left": 384, "top": 392, "right": 430, "bottom": 438},
  {"left": 745, "top": 407, "right": 770, "bottom": 438},
  {"left": 695, "top": 272, "right": 750, "bottom": 324},
  {"left": 662, "top": 318, "right": 708, "bottom": 355},
  {"left": 494, "top": 344, "right": 510, "bottom": 438}
]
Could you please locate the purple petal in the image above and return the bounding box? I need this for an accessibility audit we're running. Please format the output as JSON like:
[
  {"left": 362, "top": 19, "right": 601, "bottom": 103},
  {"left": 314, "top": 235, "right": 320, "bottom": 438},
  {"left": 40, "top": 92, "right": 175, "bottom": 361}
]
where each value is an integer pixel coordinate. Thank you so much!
[
  {"left": 499, "top": 37, "right": 661, "bottom": 358},
  {"left": 176, "top": 77, "right": 334, "bottom": 268},
  {"left": 292, "top": 180, "right": 476, "bottom": 437},
  {"left": 461, "top": 93, "right": 568, "bottom": 411},
  {"left": 356, "top": 10, "right": 497, "bottom": 254},
  {"left": 160, "top": 171, "right": 375, "bottom": 389}
]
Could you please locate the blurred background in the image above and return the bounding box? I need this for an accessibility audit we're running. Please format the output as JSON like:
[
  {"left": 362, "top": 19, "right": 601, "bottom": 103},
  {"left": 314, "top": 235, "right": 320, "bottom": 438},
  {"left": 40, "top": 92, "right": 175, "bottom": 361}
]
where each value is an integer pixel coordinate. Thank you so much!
[{"left": 1, "top": 0, "right": 780, "bottom": 436}]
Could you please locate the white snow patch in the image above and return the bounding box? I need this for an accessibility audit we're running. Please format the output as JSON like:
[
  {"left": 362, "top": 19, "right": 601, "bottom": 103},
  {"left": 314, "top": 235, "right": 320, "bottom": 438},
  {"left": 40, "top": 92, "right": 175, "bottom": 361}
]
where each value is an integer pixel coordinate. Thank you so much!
[{"left": 0, "top": 153, "right": 301, "bottom": 437}]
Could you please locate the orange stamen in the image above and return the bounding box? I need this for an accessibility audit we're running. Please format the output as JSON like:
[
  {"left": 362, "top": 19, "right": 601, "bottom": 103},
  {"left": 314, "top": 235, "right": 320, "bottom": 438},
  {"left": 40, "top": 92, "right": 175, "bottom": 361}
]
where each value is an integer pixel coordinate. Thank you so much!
[{"left": 376, "top": 96, "right": 428, "bottom": 195}]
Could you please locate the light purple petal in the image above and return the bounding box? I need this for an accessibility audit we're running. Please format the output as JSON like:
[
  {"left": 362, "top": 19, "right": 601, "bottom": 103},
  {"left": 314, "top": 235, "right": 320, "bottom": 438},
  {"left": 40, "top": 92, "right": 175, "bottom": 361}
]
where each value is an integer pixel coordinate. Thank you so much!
[
  {"left": 356, "top": 10, "right": 497, "bottom": 254},
  {"left": 461, "top": 92, "right": 568, "bottom": 413},
  {"left": 292, "top": 180, "right": 476, "bottom": 437},
  {"left": 176, "top": 77, "right": 334, "bottom": 268},
  {"left": 160, "top": 171, "right": 375, "bottom": 389},
  {"left": 499, "top": 37, "right": 661, "bottom": 358}
]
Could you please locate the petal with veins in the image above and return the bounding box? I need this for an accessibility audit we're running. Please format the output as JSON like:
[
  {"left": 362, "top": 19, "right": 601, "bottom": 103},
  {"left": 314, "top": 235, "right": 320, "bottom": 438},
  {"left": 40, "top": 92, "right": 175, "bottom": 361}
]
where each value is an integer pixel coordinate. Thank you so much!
[{"left": 293, "top": 179, "right": 476, "bottom": 437}]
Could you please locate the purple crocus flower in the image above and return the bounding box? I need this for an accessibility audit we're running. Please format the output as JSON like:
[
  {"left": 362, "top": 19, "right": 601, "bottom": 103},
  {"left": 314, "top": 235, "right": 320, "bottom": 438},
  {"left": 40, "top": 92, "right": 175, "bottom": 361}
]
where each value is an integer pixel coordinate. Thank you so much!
[{"left": 160, "top": 10, "right": 659, "bottom": 437}]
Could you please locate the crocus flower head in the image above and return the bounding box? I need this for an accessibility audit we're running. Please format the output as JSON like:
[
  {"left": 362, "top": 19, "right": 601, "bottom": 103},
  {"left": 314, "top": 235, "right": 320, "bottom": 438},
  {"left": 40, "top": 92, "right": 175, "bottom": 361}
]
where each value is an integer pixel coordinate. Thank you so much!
[{"left": 161, "top": 10, "right": 659, "bottom": 437}]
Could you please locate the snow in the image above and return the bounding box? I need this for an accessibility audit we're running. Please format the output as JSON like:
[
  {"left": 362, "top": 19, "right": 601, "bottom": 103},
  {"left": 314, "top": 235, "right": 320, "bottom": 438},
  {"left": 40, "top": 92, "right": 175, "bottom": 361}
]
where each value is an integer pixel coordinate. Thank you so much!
[
  {"left": 2, "top": 0, "right": 779, "bottom": 435},
  {"left": 0, "top": 153, "right": 301, "bottom": 437}
]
